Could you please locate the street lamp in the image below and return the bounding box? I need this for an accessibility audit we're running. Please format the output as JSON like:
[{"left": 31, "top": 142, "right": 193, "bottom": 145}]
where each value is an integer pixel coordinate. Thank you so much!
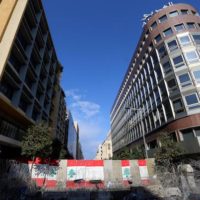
[{"left": 125, "top": 106, "right": 148, "bottom": 159}]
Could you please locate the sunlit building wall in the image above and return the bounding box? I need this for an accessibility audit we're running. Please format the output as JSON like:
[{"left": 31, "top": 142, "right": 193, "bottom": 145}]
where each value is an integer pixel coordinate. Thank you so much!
[{"left": 111, "top": 3, "right": 200, "bottom": 157}]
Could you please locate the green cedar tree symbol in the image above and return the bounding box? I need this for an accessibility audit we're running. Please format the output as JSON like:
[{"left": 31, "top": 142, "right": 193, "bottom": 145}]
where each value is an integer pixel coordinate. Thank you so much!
[
  {"left": 49, "top": 167, "right": 57, "bottom": 177},
  {"left": 123, "top": 168, "right": 130, "bottom": 178},
  {"left": 68, "top": 169, "right": 76, "bottom": 178}
]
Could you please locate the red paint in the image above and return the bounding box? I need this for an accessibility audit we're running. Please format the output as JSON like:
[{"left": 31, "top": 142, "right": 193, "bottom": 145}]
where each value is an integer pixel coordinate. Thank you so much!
[
  {"left": 138, "top": 160, "right": 146, "bottom": 166},
  {"left": 67, "top": 160, "right": 104, "bottom": 166},
  {"left": 28, "top": 157, "right": 59, "bottom": 165},
  {"left": 141, "top": 179, "right": 150, "bottom": 185},
  {"left": 121, "top": 160, "right": 130, "bottom": 166},
  {"left": 46, "top": 180, "right": 57, "bottom": 188},
  {"left": 66, "top": 181, "right": 104, "bottom": 189},
  {"left": 33, "top": 178, "right": 45, "bottom": 187}
]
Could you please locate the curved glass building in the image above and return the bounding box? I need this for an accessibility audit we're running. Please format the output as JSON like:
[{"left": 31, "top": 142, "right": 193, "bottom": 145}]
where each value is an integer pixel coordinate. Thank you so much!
[{"left": 110, "top": 3, "right": 200, "bottom": 157}]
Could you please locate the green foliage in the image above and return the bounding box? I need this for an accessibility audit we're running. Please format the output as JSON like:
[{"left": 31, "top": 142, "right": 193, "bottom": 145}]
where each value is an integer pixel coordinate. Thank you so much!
[
  {"left": 113, "top": 146, "right": 145, "bottom": 160},
  {"left": 21, "top": 122, "right": 53, "bottom": 160},
  {"left": 154, "top": 134, "right": 184, "bottom": 166}
]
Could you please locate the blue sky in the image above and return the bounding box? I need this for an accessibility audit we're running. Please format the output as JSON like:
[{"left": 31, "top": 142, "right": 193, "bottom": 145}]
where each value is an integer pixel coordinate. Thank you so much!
[{"left": 43, "top": 0, "right": 199, "bottom": 159}]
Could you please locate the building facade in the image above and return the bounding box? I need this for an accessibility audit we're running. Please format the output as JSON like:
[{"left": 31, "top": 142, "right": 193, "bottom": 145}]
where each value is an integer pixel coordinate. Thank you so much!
[
  {"left": 66, "top": 112, "right": 77, "bottom": 159},
  {"left": 0, "top": 0, "right": 67, "bottom": 157},
  {"left": 95, "top": 131, "right": 112, "bottom": 160},
  {"left": 111, "top": 3, "right": 200, "bottom": 157}
]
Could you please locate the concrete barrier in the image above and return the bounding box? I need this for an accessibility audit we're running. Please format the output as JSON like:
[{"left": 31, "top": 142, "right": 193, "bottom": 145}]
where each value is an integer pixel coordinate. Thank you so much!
[{"left": 8, "top": 158, "right": 156, "bottom": 190}]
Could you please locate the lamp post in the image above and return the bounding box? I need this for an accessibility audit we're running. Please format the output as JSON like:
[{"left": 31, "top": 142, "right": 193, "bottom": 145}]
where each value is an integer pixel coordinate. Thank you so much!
[{"left": 125, "top": 106, "right": 148, "bottom": 159}]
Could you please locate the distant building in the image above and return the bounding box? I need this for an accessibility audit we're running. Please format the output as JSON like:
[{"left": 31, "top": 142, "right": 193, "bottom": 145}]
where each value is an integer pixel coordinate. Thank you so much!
[
  {"left": 66, "top": 112, "right": 77, "bottom": 159},
  {"left": 95, "top": 131, "right": 112, "bottom": 160},
  {"left": 111, "top": 3, "right": 200, "bottom": 158},
  {"left": 0, "top": 0, "right": 67, "bottom": 157}
]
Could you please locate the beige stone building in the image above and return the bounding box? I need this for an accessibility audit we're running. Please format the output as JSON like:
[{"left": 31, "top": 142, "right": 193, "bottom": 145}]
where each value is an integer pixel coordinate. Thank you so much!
[{"left": 95, "top": 131, "right": 112, "bottom": 160}]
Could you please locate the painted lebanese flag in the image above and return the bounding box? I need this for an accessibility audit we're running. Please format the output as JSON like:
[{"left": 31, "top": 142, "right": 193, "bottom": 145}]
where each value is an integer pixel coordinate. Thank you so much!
[
  {"left": 28, "top": 159, "right": 58, "bottom": 188},
  {"left": 66, "top": 160, "right": 104, "bottom": 189},
  {"left": 121, "top": 160, "right": 131, "bottom": 180},
  {"left": 138, "top": 159, "right": 150, "bottom": 185},
  {"left": 67, "top": 160, "right": 104, "bottom": 181}
]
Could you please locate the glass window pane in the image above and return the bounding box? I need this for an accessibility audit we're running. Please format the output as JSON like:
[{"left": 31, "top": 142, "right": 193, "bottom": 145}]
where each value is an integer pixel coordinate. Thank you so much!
[
  {"left": 151, "top": 22, "right": 157, "bottom": 30},
  {"left": 192, "top": 34, "right": 200, "bottom": 45},
  {"left": 187, "top": 23, "right": 196, "bottom": 29},
  {"left": 193, "top": 70, "right": 200, "bottom": 80},
  {"left": 169, "top": 11, "right": 179, "bottom": 17},
  {"left": 179, "top": 73, "right": 190, "bottom": 83},
  {"left": 179, "top": 35, "right": 191, "bottom": 45},
  {"left": 182, "top": 129, "right": 194, "bottom": 140},
  {"left": 163, "top": 61, "right": 172, "bottom": 74},
  {"left": 180, "top": 10, "right": 188, "bottom": 15},
  {"left": 167, "top": 40, "right": 178, "bottom": 52},
  {"left": 155, "top": 34, "right": 162, "bottom": 43},
  {"left": 173, "top": 55, "right": 184, "bottom": 67},
  {"left": 175, "top": 24, "right": 185, "bottom": 32},
  {"left": 159, "top": 15, "right": 167, "bottom": 23},
  {"left": 173, "top": 99, "right": 183, "bottom": 111},
  {"left": 163, "top": 28, "right": 173, "bottom": 37},
  {"left": 185, "top": 51, "right": 199, "bottom": 62},
  {"left": 185, "top": 94, "right": 199, "bottom": 105},
  {"left": 167, "top": 79, "right": 176, "bottom": 88}
]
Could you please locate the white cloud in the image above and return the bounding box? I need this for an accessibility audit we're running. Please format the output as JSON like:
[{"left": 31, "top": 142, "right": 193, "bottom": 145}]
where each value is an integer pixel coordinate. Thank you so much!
[
  {"left": 65, "top": 89, "right": 107, "bottom": 159},
  {"left": 66, "top": 89, "right": 100, "bottom": 119}
]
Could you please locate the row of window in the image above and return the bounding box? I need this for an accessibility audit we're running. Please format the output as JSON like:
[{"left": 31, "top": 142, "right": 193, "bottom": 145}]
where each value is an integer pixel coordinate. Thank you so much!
[
  {"left": 131, "top": 8, "right": 200, "bottom": 83},
  {"left": 151, "top": 9, "right": 199, "bottom": 30},
  {"left": 113, "top": 90, "right": 200, "bottom": 151},
  {"left": 155, "top": 22, "right": 199, "bottom": 44}
]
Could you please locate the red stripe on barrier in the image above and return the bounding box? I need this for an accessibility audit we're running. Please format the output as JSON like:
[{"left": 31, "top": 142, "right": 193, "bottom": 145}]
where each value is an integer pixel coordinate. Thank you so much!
[
  {"left": 46, "top": 180, "right": 57, "bottom": 188},
  {"left": 67, "top": 160, "right": 104, "bottom": 166},
  {"left": 121, "top": 160, "right": 130, "bottom": 166},
  {"left": 33, "top": 178, "right": 45, "bottom": 187},
  {"left": 141, "top": 179, "right": 150, "bottom": 185},
  {"left": 138, "top": 159, "right": 146, "bottom": 166},
  {"left": 66, "top": 181, "right": 105, "bottom": 189}
]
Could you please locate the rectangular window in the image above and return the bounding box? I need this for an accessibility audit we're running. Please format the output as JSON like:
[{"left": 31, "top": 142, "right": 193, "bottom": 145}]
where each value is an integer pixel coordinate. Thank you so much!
[
  {"left": 155, "top": 34, "right": 162, "bottom": 44},
  {"left": 158, "top": 45, "right": 167, "bottom": 58},
  {"left": 173, "top": 99, "right": 184, "bottom": 113},
  {"left": 178, "top": 73, "right": 192, "bottom": 87},
  {"left": 175, "top": 23, "right": 185, "bottom": 32},
  {"left": 151, "top": 21, "right": 157, "bottom": 30},
  {"left": 169, "top": 11, "right": 179, "bottom": 17},
  {"left": 192, "top": 34, "right": 200, "bottom": 45},
  {"left": 187, "top": 22, "right": 196, "bottom": 29},
  {"left": 182, "top": 129, "right": 194, "bottom": 140},
  {"left": 167, "top": 78, "right": 177, "bottom": 89},
  {"left": 164, "top": 100, "right": 173, "bottom": 119},
  {"left": 193, "top": 70, "right": 200, "bottom": 83},
  {"left": 191, "top": 10, "right": 199, "bottom": 16},
  {"left": 180, "top": 10, "right": 188, "bottom": 15},
  {"left": 163, "top": 28, "right": 173, "bottom": 37},
  {"left": 185, "top": 93, "right": 200, "bottom": 108},
  {"left": 172, "top": 55, "right": 185, "bottom": 68},
  {"left": 167, "top": 40, "right": 178, "bottom": 52},
  {"left": 159, "top": 15, "right": 167, "bottom": 23},
  {"left": 162, "top": 61, "right": 172, "bottom": 74},
  {"left": 185, "top": 50, "right": 199, "bottom": 63},
  {"left": 178, "top": 35, "right": 191, "bottom": 46}
]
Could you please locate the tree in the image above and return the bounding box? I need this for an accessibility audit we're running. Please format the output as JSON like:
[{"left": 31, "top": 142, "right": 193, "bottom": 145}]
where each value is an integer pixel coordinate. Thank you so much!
[
  {"left": 21, "top": 122, "right": 53, "bottom": 162},
  {"left": 112, "top": 146, "right": 145, "bottom": 160},
  {"left": 154, "top": 134, "right": 184, "bottom": 167}
]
